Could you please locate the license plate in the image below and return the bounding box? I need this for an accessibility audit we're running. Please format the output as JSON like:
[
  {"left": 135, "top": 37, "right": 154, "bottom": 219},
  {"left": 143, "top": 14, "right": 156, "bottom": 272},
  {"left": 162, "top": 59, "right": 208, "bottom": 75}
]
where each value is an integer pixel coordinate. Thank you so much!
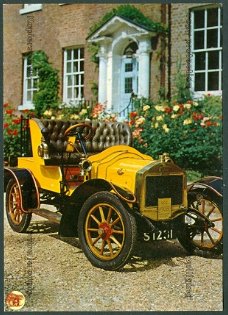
[{"left": 143, "top": 229, "right": 176, "bottom": 242}]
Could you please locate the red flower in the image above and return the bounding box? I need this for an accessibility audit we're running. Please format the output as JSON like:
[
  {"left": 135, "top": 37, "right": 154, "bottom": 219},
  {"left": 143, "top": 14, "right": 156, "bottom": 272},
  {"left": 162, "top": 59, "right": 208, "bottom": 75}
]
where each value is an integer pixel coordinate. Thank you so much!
[
  {"left": 7, "top": 129, "right": 13, "bottom": 135},
  {"left": 12, "top": 118, "right": 21, "bottom": 125},
  {"left": 130, "top": 111, "right": 137, "bottom": 119},
  {"left": 164, "top": 107, "right": 172, "bottom": 114},
  {"left": 4, "top": 123, "right": 9, "bottom": 129},
  {"left": 193, "top": 112, "right": 204, "bottom": 121},
  {"left": 5, "top": 109, "right": 13, "bottom": 115},
  {"left": 3, "top": 103, "right": 9, "bottom": 108},
  {"left": 12, "top": 129, "right": 18, "bottom": 136},
  {"left": 205, "top": 120, "right": 213, "bottom": 127}
]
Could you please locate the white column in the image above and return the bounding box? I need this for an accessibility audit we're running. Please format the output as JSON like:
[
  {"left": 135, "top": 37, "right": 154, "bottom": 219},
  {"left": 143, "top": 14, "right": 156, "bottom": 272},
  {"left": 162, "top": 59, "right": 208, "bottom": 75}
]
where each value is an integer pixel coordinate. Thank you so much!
[
  {"left": 98, "top": 45, "right": 108, "bottom": 104},
  {"left": 138, "top": 38, "right": 151, "bottom": 98}
]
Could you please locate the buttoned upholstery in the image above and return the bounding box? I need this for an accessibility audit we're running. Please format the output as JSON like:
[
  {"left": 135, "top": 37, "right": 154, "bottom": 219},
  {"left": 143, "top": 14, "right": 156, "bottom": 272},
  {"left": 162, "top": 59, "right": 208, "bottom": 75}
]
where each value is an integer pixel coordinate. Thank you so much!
[{"left": 33, "top": 119, "right": 132, "bottom": 163}]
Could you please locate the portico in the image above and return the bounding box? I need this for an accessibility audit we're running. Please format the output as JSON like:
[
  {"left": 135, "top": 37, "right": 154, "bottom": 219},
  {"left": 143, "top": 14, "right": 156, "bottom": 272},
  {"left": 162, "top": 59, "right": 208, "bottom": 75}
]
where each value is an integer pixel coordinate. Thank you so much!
[{"left": 88, "top": 16, "right": 157, "bottom": 116}]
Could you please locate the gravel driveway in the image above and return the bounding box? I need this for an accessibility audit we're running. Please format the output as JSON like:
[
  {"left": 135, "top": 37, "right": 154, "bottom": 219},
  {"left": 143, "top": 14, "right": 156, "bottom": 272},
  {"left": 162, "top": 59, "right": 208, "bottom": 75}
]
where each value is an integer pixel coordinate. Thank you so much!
[{"left": 4, "top": 205, "right": 223, "bottom": 312}]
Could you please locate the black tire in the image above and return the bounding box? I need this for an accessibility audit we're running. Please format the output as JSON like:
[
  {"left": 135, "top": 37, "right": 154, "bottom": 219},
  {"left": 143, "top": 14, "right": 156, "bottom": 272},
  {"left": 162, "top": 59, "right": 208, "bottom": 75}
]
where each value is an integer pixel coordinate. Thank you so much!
[
  {"left": 78, "top": 191, "right": 137, "bottom": 270},
  {"left": 178, "top": 190, "right": 223, "bottom": 257},
  {"left": 5, "top": 179, "right": 32, "bottom": 233}
]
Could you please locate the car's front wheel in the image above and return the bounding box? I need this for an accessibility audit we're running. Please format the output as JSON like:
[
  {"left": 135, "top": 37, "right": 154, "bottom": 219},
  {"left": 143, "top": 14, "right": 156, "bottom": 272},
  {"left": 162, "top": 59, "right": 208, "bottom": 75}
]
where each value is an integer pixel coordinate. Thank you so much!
[
  {"left": 178, "top": 190, "right": 223, "bottom": 256},
  {"left": 78, "top": 191, "right": 137, "bottom": 270}
]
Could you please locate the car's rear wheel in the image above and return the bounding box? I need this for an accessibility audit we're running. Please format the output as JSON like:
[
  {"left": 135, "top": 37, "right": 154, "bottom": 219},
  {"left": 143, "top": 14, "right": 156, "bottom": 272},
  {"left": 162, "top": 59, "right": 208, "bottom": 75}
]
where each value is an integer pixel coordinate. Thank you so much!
[
  {"left": 178, "top": 190, "right": 223, "bottom": 256},
  {"left": 5, "top": 179, "right": 32, "bottom": 233},
  {"left": 78, "top": 191, "right": 137, "bottom": 270}
]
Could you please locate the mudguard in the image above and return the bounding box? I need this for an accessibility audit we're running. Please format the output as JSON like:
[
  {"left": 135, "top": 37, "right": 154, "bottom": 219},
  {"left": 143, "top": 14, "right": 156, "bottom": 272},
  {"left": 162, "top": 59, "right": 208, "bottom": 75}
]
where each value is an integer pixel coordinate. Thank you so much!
[
  {"left": 187, "top": 176, "right": 222, "bottom": 203},
  {"left": 4, "top": 167, "right": 40, "bottom": 212},
  {"left": 59, "top": 178, "right": 136, "bottom": 237}
]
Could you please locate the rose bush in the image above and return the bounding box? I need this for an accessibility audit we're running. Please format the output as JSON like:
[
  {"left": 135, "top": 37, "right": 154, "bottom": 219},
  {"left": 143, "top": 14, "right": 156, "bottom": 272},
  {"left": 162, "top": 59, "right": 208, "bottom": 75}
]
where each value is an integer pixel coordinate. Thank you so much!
[
  {"left": 3, "top": 103, "right": 35, "bottom": 161},
  {"left": 130, "top": 95, "right": 222, "bottom": 175}
]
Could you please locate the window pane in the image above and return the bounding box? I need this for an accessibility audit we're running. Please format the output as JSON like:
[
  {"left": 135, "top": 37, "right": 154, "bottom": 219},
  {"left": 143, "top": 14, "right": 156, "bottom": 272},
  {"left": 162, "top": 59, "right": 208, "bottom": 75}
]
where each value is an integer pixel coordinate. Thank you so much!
[
  {"left": 80, "top": 48, "right": 84, "bottom": 59},
  {"left": 125, "top": 63, "right": 133, "bottom": 72},
  {"left": 73, "top": 62, "right": 78, "bottom": 72},
  {"left": 67, "top": 88, "right": 72, "bottom": 99},
  {"left": 208, "top": 72, "right": 219, "bottom": 90},
  {"left": 125, "top": 77, "right": 132, "bottom": 93},
  {"left": 27, "top": 91, "right": 32, "bottom": 101},
  {"left": 67, "top": 62, "right": 71, "bottom": 73},
  {"left": 207, "top": 29, "right": 218, "bottom": 48},
  {"left": 74, "top": 87, "right": 79, "bottom": 98},
  {"left": 194, "top": 10, "right": 204, "bottom": 28},
  {"left": 207, "top": 8, "right": 218, "bottom": 27},
  {"left": 27, "top": 79, "right": 32, "bottom": 89},
  {"left": 81, "top": 87, "right": 84, "bottom": 98},
  {"left": 33, "top": 79, "right": 38, "bottom": 89},
  {"left": 67, "top": 50, "right": 72, "bottom": 60},
  {"left": 67, "top": 75, "right": 72, "bottom": 86},
  {"left": 195, "top": 52, "right": 205, "bottom": 70},
  {"left": 73, "top": 49, "right": 79, "bottom": 60},
  {"left": 220, "top": 28, "right": 222, "bottom": 47},
  {"left": 208, "top": 51, "right": 219, "bottom": 69},
  {"left": 27, "top": 66, "right": 32, "bottom": 77},
  {"left": 195, "top": 73, "right": 205, "bottom": 91},
  {"left": 81, "top": 75, "right": 84, "bottom": 85},
  {"left": 80, "top": 61, "right": 84, "bottom": 72},
  {"left": 194, "top": 31, "right": 204, "bottom": 49},
  {"left": 74, "top": 75, "right": 79, "bottom": 86}
]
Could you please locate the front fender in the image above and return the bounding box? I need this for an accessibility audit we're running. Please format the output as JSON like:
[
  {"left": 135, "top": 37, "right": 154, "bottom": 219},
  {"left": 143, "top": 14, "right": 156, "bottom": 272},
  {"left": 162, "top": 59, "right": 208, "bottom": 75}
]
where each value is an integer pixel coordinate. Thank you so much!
[
  {"left": 187, "top": 176, "right": 222, "bottom": 204},
  {"left": 4, "top": 167, "right": 40, "bottom": 212}
]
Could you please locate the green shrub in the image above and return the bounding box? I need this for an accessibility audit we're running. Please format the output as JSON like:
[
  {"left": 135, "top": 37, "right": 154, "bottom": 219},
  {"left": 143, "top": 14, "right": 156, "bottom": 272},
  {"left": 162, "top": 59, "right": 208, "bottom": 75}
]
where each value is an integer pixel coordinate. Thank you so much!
[
  {"left": 32, "top": 51, "right": 60, "bottom": 116},
  {"left": 130, "top": 95, "right": 222, "bottom": 175}
]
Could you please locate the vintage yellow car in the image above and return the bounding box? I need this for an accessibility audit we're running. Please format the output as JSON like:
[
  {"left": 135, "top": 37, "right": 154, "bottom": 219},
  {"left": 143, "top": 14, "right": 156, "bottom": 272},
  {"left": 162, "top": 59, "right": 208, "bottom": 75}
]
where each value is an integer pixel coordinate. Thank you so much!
[{"left": 4, "top": 118, "right": 223, "bottom": 270}]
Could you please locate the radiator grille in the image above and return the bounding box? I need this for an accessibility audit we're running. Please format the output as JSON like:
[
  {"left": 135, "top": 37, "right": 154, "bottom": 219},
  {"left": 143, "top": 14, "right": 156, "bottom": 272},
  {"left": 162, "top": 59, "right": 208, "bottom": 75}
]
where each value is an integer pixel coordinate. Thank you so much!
[{"left": 145, "top": 175, "right": 183, "bottom": 207}]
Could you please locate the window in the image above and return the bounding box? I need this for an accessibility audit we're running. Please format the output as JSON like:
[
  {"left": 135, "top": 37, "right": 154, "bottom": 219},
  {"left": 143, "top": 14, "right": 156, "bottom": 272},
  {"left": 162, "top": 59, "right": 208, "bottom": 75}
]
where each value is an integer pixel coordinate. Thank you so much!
[
  {"left": 190, "top": 6, "right": 222, "bottom": 97},
  {"left": 63, "top": 48, "right": 84, "bottom": 104},
  {"left": 22, "top": 55, "right": 39, "bottom": 108},
  {"left": 19, "top": 4, "right": 42, "bottom": 14}
]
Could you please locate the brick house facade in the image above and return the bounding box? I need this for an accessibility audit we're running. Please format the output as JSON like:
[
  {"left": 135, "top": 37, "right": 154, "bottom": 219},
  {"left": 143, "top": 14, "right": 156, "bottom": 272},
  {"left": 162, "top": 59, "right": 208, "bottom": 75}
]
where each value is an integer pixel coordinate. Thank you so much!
[{"left": 3, "top": 3, "right": 222, "bottom": 115}]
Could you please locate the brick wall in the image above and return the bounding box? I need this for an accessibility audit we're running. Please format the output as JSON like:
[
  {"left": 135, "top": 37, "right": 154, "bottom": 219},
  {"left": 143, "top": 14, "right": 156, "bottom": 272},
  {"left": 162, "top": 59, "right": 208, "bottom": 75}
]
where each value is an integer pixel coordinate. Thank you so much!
[{"left": 3, "top": 3, "right": 165, "bottom": 108}]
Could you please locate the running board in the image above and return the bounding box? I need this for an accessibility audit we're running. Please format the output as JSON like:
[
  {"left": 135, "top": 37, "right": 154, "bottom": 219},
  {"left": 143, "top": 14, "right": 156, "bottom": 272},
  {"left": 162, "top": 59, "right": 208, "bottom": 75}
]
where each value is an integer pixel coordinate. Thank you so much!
[{"left": 32, "top": 208, "right": 62, "bottom": 224}]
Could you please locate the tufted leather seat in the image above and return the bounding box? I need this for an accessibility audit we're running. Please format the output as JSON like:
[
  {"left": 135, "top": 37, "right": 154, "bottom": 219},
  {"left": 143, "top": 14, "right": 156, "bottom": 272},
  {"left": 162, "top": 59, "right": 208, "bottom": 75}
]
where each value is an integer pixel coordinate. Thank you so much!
[{"left": 33, "top": 118, "right": 132, "bottom": 164}]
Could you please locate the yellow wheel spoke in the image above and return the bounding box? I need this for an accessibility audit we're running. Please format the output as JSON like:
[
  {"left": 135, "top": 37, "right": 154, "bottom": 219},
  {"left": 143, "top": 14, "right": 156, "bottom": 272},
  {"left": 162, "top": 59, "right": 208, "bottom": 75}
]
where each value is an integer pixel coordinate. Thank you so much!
[
  {"left": 87, "top": 228, "right": 99, "bottom": 232},
  {"left": 111, "top": 217, "right": 120, "bottom": 227},
  {"left": 210, "top": 226, "right": 222, "bottom": 235},
  {"left": 106, "top": 239, "right": 114, "bottom": 257},
  {"left": 211, "top": 217, "right": 222, "bottom": 223},
  {"left": 92, "top": 235, "right": 102, "bottom": 246},
  {"left": 206, "top": 230, "right": 215, "bottom": 245},
  {"left": 112, "top": 229, "right": 124, "bottom": 235},
  {"left": 100, "top": 240, "right": 106, "bottom": 255},
  {"left": 201, "top": 199, "right": 205, "bottom": 214},
  {"left": 99, "top": 206, "right": 105, "bottom": 222},
  {"left": 110, "top": 235, "right": 122, "bottom": 248},
  {"left": 207, "top": 205, "right": 215, "bottom": 217},
  {"left": 106, "top": 207, "right": 113, "bottom": 223},
  {"left": 201, "top": 232, "right": 204, "bottom": 245},
  {"left": 91, "top": 214, "right": 101, "bottom": 225}
]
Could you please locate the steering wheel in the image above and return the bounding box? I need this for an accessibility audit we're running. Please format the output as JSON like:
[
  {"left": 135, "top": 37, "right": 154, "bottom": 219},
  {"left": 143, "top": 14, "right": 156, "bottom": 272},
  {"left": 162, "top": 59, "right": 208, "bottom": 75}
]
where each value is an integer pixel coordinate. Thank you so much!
[{"left": 64, "top": 123, "right": 93, "bottom": 141}]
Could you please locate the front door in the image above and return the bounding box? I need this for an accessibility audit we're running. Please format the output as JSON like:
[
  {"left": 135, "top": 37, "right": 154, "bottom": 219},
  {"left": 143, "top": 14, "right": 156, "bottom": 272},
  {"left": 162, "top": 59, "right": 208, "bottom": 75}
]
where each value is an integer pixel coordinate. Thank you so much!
[{"left": 119, "top": 56, "right": 138, "bottom": 118}]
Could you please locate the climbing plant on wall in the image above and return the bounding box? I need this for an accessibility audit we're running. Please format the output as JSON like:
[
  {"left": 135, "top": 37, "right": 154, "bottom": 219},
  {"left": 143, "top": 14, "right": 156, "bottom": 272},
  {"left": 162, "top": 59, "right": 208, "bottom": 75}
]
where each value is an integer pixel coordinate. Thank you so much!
[{"left": 31, "top": 51, "right": 60, "bottom": 116}]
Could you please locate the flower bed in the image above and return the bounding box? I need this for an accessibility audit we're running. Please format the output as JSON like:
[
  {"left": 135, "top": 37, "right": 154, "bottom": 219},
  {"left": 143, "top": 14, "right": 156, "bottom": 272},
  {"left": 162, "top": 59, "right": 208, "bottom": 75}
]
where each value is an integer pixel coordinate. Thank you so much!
[{"left": 130, "top": 95, "right": 222, "bottom": 175}]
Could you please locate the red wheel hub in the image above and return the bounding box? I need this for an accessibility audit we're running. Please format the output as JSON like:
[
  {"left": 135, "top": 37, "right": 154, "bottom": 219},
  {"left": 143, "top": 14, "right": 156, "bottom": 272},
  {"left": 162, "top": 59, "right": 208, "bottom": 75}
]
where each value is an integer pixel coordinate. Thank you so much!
[{"left": 98, "top": 222, "right": 113, "bottom": 240}]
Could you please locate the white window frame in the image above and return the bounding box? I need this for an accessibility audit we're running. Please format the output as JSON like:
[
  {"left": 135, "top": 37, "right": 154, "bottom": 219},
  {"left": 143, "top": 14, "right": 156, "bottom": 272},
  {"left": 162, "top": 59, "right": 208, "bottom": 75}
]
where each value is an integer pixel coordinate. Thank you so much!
[
  {"left": 63, "top": 47, "right": 85, "bottom": 105},
  {"left": 190, "top": 5, "right": 222, "bottom": 99},
  {"left": 21, "top": 55, "right": 39, "bottom": 110},
  {"left": 19, "top": 4, "right": 42, "bottom": 15}
]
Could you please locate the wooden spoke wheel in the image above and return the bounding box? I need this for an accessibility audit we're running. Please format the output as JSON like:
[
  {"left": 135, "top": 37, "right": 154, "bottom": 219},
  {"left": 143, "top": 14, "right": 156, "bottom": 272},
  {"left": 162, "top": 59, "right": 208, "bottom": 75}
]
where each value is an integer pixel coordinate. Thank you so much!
[
  {"left": 78, "top": 191, "right": 137, "bottom": 270},
  {"left": 6, "top": 179, "right": 32, "bottom": 233},
  {"left": 178, "top": 190, "right": 223, "bottom": 255}
]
